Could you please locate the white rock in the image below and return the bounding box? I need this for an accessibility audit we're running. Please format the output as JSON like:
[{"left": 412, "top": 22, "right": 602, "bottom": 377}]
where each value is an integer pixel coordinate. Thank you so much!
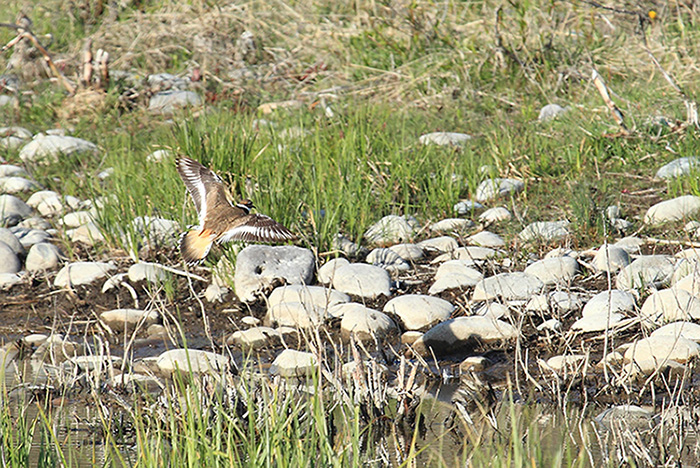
[
  {"left": 644, "top": 195, "right": 700, "bottom": 225},
  {"left": 318, "top": 258, "right": 350, "bottom": 284},
  {"left": 234, "top": 245, "right": 315, "bottom": 302},
  {"left": 0, "top": 164, "right": 28, "bottom": 178},
  {"left": 70, "top": 355, "right": 121, "bottom": 372},
  {"left": 25, "top": 243, "right": 61, "bottom": 271},
  {"left": 0, "top": 242, "right": 20, "bottom": 273},
  {"left": 518, "top": 220, "right": 570, "bottom": 242},
  {"left": 17, "top": 217, "right": 51, "bottom": 231},
  {"left": 100, "top": 308, "right": 159, "bottom": 331},
  {"left": 364, "top": 215, "right": 418, "bottom": 245},
  {"left": 331, "top": 234, "right": 365, "bottom": 257},
  {"left": 0, "top": 228, "right": 23, "bottom": 255},
  {"left": 156, "top": 349, "right": 229, "bottom": 375},
  {"left": 331, "top": 263, "right": 391, "bottom": 299},
  {"left": 616, "top": 255, "right": 675, "bottom": 290},
  {"left": 418, "top": 236, "right": 458, "bottom": 253},
  {"left": 413, "top": 316, "right": 518, "bottom": 356},
  {"left": 148, "top": 90, "right": 202, "bottom": 114},
  {"left": 639, "top": 288, "right": 700, "bottom": 327},
  {"left": 26, "top": 190, "right": 58, "bottom": 208},
  {"left": 537, "top": 319, "right": 562, "bottom": 332},
  {"left": 595, "top": 405, "right": 653, "bottom": 428},
  {"left": 54, "top": 261, "right": 116, "bottom": 288},
  {"left": 0, "top": 128, "right": 32, "bottom": 150},
  {"left": 523, "top": 257, "right": 579, "bottom": 285},
  {"left": 269, "top": 349, "right": 317, "bottom": 377},
  {"left": 468, "top": 231, "right": 505, "bottom": 248},
  {"left": 479, "top": 207, "right": 512, "bottom": 224},
  {"left": 473, "top": 272, "right": 543, "bottom": 301},
  {"left": 544, "top": 355, "right": 587, "bottom": 374},
  {"left": 229, "top": 327, "right": 278, "bottom": 349},
  {"left": 19, "top": 135, "right": 98, "bottom": 164},
  {"left": 571, "top": 313, "right": 625, "bottom": 332},
  {"left": 675, "top": 272, "right": 700, "bottom": 297},
  {"left": 428, "top": 218, "right": 473, "bottom": 233},
  {"left": 419, "top": 132, "right": 472, "bottom": 146},
  {"left": 655, "top": 157, "right": 700, "bottom": 179},
  {"left": 383, "top": 295, "right": 454, "bottom": 331},
  {"left": 204, "top": 283, "right": 228, "bottom": 302},
  {"left": 340, "top": 304, "right": 396, "bottom": 340},
  {"left": 475, "top": 302, "right": 509, "bottom": 320},
  {"left": 550, "top": 291, "right": 582, "bottom": 312},
  {"left": 36, "top": 195, "right": 64, "bottom": 216},
  {"left": 651, "top": 321, "right": 700, "bottom": 342},
  {"left": 593, "top": 245, "right": 631, "bottom": 272},
  {"left": 525, "top": 295, "right": 549, "bottom": 313},
  {"left": 131, "top": 216, "right": 180, "bottom": 246},
  {"left": 538, "top": 103, "right": 568, "bottom": 121},
  {"left": 475, "top": 178, "right": 524, "bottom": 203},
  {"left": 146, "top": 149, "right": 172, "bottom": 162}
]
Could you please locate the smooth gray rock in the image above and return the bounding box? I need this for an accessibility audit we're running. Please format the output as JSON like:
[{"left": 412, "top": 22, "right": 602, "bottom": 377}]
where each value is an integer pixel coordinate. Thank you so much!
[
  {"left": 11, "top": 227, "right": 51, "bottom": 248},
  {"left": 595, "top": 405, "right": 653, "bottom": 429},
  {"left": 234, "top": 245, "right": 315, "bottom": 302},
  {"left": 383, "top": 294, "right": 454, "bottom": 331},
  {"left": 656, "top": 157, "right": 700, "bottom": 179},
  {"left": 419, "top": 132, "right": 472, "bottom": 146},
  {"left": 473, "top": 272, "right": 543, "bottom": 301},
  {"left": 331, "top": 263, "right": 391, "bottom": 299},
  {"left": 593, "top": 245, "right": 631, "bottom": 272},
  {"left": 538, "top": 103, "right": 568, "bottom": 121},
  {"left": 268, "top": 284, "right": 349, "bottom": 309},
  {"left": 0, "top": 242, "right": 20, "bottom": 273},
  {"left": 340, "top": 304, "right": 396, "bottom": 340},
  {"left": 475, "top": 178, "right": 524, "bottom": 203},
  {"left": 518, "top": 220, "right": 570, "bottom": 242},
  {"left": 19, "top": 135, "right": 98, "bottom": 164},
  {"left": 429, "top": 260, "right": 483, "bottom": 294},
  {"left": 100, "top": 308, "right": 159, "bottom": 331},
  {"left": 128, "top": 263, "right": 168, "bottom": 283},
  {"left": 413, "top": 316, "right": 518, "bottom": 356},
  {"left": 0, "top": 128, "right": 32, "bottom": 150},
  {"left": 616, "top": 255, "right": 675, "bottom": 290},
  {"left": 318, "top": 257, "right": 350, "bottom": 284},
  {"left": 0, "top": 194, "right": 31, "bottom": 225},
  {"left": 476, "top": 302, "right": 510, "bottom": 319},
  {"left": 25, "top": 243, "right": 60, "bottom": 271},
  {"left": 479, "top": 207, "right": 512, "bottom": 224},
  {"left": 17, "top": 217, "right": 51, "bottom": 231},
  {"left": 639, "top": 288, "right": 700, "bottom": 327},
  {"left": 523, "top": 257, "right": 579, "bottom": 285},
  {"left": 572, "top": 313, "right": 625, "bottom": 332},
  {"left": 26, "top": 190, "right": 59, "bottom": 208},
  {"left": 156, "top": 349, "right": 229, "bottom": 375},
  {"left": 228, "top": 327, "right": 279, "bottom": 349},
  {"left": 269, "top": 349, "right": 317, "bottom": 377},
  {"left": 614, "top": 236, "right": 644, "bottom": 254},
  {"left": 54, "top": 261, "right": 116, "bottom": 288},
  {"left": 644, "top": 195, "right": 700, "bottom": 225},
  {"left": 0, "top": 177, "right": 38, "bottom": 194},
  {"left": 0, "top": 228, "right": 24, "bottom": 256},
  {"left": 549, "top": 291, "right": 583, "bottom": 312},
  {"left": 148, "top": 90, "right": 202, "bottom": 114},
  {"left": 544, "top": 355, "right": 586, "bottom": 374},
  {"left": 36, "top": 195, "right": 64, "bottom": 216},
  {"left": 364, "top": 215, "right": 418, "bottom": 245}
]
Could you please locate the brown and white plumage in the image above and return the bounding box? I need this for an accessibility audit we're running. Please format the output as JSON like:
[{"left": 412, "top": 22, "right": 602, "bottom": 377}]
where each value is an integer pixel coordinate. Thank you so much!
[{"left": 176, "top": 157, "right": 295, "bottom": 264}]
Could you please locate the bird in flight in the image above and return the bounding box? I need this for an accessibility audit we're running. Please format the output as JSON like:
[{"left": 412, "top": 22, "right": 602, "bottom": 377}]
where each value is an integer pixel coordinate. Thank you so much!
[{"left": 175, "top": 156, "right": 295, "bottom": 264}]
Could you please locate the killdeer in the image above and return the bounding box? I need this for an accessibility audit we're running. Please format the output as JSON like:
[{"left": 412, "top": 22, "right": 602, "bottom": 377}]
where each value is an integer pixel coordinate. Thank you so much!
[{"left": 176, "top": 156, "right": 295, "bottom": 264}]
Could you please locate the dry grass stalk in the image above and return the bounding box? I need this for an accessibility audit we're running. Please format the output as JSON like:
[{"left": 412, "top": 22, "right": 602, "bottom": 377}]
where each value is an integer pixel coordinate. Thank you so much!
[{"left": 591, "top": 69, "right": 628, "bottom": 134}]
